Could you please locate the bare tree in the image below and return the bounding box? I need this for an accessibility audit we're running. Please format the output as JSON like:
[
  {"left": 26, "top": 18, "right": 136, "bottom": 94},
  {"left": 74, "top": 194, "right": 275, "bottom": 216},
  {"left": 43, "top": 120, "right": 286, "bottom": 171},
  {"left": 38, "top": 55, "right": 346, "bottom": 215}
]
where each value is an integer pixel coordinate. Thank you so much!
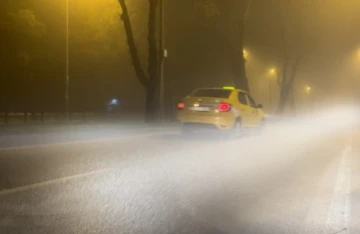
[
  {"left": 228, "top": 0, "right": 252, "bottom": 91},
  {"left": 276, "top": 53, "right": 303, "bottom": 115},
  {"left": 197, "top": 0, "right": 251, "bottom": 91},
  {"left": 275, "top": 0, "right": 308, "bottom": 115},
  {"left": 0, "top": 7, "right": 46, "bottom": 123},
  {"left": 118, "top": 0, "right": 251, "bottom": 121},
  {"left": 118, "top": 0, "right": 159, "bottom": 122}
]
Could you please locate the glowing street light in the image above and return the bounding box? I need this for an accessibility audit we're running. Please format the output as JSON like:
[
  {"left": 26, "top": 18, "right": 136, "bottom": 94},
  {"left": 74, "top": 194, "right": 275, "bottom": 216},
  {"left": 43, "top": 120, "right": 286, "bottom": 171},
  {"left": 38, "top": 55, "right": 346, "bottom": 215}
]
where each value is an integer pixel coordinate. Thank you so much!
[
  {"left": 305, "top": 85, "right": 311, "bottom": 94},
  {"left": 243, "top": 49, "right": 248, "bottom": 59},
  {"left": 268, "top": 68, "right": 276, "bottom": 76}
]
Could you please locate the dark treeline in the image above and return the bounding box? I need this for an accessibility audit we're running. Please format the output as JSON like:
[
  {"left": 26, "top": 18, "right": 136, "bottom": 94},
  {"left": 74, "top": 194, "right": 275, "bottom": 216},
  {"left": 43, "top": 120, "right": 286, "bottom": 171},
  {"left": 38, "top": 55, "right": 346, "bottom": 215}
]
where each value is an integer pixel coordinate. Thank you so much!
[
  {"left": 1, "top": 0, "right": 64, "bottom": 113},
  {"left": 0, "top": 0, "right": 131, "bottom": 115},
  {"left": 1, "top": 0, "right": 359, "bottom": 120},
  {"left": 0, "top": 0, "right": 250, "bottom": 118}
]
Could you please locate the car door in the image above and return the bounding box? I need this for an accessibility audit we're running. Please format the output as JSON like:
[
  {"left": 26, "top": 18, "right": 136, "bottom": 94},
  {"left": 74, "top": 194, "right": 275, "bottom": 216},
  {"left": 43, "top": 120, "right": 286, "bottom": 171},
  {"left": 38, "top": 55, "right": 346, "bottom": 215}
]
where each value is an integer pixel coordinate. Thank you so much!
[
  {"left": 236, "top": 92, "right": 252, "bottom": 127},
  {"left": 245, "top": 94, "right": 261, "bottom": 126}
]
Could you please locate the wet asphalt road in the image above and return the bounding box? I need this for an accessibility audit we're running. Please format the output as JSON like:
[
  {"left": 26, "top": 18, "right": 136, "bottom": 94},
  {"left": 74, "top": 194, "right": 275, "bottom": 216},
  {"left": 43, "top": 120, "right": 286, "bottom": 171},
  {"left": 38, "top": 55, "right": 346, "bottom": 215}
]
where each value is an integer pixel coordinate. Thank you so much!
[{"left": 0, "top": 118, "right": 359, "bottom": 234}]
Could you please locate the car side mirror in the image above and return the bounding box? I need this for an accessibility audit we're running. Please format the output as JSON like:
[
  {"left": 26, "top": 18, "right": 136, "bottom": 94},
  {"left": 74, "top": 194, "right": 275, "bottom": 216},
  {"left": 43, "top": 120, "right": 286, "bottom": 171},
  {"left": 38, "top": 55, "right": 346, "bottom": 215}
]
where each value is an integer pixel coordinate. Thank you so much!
[{"left": 257, "top": 104, "right": 263, "bottom": 109}]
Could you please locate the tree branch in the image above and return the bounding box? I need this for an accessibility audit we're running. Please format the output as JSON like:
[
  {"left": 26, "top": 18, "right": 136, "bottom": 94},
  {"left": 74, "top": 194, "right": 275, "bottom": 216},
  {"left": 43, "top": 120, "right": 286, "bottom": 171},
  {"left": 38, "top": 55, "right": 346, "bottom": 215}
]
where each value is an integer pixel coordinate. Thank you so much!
[
  {"left": 279, "top": 53, "right": 288, "bottom": 87},
  {"left": 147, "top": 0, "right": 159, "bottom": 88},
  {"left": 118, "top": 0, "right": 149, "bottom": 87},
  {"left": 287, "top": 52, "right": 303, "bottom": 85}
]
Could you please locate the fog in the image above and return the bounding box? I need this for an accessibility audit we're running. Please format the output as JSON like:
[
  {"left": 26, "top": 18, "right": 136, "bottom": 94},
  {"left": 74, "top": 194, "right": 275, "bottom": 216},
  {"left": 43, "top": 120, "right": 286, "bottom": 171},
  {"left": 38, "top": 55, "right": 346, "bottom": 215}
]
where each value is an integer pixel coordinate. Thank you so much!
[
  {"left": 1, "top": 106, "right": 358, "bottom": 234},
  {"left": 1, "top": 0, "right": 360, "bottom": 118},
  {"left": 2, "top": 1, "right": 360, "bottom": 233}
]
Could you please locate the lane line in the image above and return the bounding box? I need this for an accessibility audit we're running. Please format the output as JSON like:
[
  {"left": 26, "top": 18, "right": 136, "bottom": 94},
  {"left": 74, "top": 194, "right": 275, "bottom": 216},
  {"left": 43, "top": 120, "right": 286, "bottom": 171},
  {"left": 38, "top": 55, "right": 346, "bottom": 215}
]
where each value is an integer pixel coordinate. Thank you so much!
[
  {"left": 0, "top": 168, "right": 111, "bottom": 196},
  {"left": 0, "top": 130, "right": 178, "bottom": 152},
  {"left": 325, "top": 141, "right": 352, "bottom": 234}
]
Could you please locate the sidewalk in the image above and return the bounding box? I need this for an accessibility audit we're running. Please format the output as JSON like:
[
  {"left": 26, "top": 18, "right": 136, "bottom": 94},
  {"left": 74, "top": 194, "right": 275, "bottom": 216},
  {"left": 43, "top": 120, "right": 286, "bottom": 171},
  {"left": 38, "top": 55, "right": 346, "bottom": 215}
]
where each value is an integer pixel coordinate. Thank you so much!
[{"left": 350, "top": 131, "right": 360, "bottom": 233}]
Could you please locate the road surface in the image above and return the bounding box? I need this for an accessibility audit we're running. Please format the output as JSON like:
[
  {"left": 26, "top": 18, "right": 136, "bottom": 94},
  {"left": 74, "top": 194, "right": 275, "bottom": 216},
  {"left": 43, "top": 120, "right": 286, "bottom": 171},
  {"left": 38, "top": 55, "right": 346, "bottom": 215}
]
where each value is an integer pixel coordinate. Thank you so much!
[{"left": 0, "top": 114, "right": 359, "bottom": 234}]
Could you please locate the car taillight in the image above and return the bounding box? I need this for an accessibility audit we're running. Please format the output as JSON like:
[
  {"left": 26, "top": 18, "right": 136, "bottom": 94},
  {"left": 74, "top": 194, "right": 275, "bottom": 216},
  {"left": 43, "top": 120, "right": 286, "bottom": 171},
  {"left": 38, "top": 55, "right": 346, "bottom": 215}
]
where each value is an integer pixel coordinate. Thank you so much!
[
  {"left": 218, "top": 103, "right": 231, "bottom": 112},
  {"left": 177, "top": 102, "right": 185, "bottom": 109}
]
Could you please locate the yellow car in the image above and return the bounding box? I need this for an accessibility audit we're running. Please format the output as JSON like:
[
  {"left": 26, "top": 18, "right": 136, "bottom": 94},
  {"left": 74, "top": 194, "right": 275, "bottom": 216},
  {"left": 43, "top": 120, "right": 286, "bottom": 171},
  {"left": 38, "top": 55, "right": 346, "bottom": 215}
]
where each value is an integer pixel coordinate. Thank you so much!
[{"left": 176, "top": 87, "right": 265, "bottom": 135}]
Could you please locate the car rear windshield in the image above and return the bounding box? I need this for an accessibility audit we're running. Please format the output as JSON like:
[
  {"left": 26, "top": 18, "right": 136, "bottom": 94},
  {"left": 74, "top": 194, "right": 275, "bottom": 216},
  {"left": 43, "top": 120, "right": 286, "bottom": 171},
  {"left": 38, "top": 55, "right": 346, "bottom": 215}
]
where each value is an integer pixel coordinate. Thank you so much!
[{"left": 191, "top": 89, "right": 232, "bottom": 98}]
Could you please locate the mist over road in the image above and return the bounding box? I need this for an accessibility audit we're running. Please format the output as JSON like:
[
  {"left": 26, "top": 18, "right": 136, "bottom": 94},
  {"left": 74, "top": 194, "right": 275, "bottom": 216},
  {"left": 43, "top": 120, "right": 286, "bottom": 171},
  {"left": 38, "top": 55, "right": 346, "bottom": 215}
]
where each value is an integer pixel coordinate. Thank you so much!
[{"left": 0, "top": 110, "right": 359, "bottom": 234}]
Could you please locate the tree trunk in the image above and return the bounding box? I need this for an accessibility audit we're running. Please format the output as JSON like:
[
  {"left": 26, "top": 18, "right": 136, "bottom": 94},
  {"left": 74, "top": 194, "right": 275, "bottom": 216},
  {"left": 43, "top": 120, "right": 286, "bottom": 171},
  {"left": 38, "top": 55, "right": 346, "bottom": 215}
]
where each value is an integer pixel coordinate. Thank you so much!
[
  {"left": 276, "top": 54, "right": 301, "bottom": 115},
  {"left": 236, "top": 19, "right": 249, "bottom": 92},
  {"left": 118, "top": 0, "right": 148, "bottom": 88},
  {"left": 289, "top": 88, "right": 296, "bottom": 116},
  {"left": 145, "top": 86, "right": 156, "bottom": 123},
  {"left": 146, "top": 0, "right": 159, "bottom": 122},
  {"left": 276, "top": 83, "right": 291, "bottom": 115},
  {"left": 227, "top": 0, "right": 249, "bottom": 92},
  {"left": 118, "top": 0, "right": 159, "bottom": 123},
  {"left": 231, "top": 46, "right": 248, "bottom": 91}
]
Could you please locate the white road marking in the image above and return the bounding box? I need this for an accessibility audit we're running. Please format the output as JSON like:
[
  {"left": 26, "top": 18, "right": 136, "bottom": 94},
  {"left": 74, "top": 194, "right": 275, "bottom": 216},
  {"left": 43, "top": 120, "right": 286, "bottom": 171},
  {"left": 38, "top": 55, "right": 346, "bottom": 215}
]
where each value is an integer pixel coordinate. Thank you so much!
[
  {"left": 325, "top": 142, "right": 352, "bottom": 234},
  {"left": 0, "top": 168, "right": 111, "bottom": 196},
  {"left": 0, "top": 130, "right": 177, "bottom": 152}
]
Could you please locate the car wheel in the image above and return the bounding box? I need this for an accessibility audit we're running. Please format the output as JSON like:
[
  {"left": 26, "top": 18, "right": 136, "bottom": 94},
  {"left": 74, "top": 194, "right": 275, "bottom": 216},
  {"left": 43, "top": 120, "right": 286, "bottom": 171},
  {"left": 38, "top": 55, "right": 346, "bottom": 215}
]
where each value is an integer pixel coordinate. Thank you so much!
[
  {"left": 261, "top": 119, "right": 266, "bottom": 128},
  {"left": 229, "top": 119, "right": 242, "bottom": 139},
  {"left": 257, "top": 118, "right": 266, "bottom": 135}
]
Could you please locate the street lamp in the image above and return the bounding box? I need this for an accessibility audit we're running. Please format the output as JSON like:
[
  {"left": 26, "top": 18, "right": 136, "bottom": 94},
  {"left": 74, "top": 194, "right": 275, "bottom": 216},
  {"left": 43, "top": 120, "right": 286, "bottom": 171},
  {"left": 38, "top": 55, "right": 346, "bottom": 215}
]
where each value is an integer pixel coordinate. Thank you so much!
[
  {"left": 243, "top": 49, "right": 248, "bottom": 60},
  {"left": 269, "top": 68, "right": 276, "bottom": 76},
  {"left": 304, "top": 85, "right": 313, "bottom": 110}
]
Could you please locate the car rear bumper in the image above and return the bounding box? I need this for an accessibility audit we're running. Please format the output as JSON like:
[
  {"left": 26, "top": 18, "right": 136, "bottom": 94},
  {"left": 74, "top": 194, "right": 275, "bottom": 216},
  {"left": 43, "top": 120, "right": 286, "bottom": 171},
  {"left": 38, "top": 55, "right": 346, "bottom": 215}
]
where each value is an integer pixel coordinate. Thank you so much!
[{"left": 176, "top": 113, "right": 234, "bottom": 130}]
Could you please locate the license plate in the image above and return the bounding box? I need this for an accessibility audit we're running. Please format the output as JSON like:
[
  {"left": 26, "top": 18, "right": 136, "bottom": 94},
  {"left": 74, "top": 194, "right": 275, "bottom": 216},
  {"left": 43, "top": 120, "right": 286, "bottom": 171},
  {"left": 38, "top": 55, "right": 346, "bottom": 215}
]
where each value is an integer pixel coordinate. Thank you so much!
[{"left": 190, "top": 106, "right": 210, "bottom": 112}]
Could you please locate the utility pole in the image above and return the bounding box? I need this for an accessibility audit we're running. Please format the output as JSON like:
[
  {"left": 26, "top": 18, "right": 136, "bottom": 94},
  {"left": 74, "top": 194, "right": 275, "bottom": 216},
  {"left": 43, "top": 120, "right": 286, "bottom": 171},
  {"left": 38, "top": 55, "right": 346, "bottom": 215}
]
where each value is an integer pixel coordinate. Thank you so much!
[
  {"left": 65, "top": 0, "right": 70, "bottom": 120},
  {"left": 159, "top": 0, "right": 166, "bottom": 122}
]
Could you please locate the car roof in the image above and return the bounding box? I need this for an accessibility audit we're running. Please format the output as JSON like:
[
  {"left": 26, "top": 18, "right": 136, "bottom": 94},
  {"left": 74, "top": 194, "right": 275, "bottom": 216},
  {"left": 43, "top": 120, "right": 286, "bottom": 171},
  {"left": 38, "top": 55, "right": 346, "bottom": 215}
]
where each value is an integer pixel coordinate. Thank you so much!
[{"left": 194, "top": 87, "right": 248, "bottom": 93}]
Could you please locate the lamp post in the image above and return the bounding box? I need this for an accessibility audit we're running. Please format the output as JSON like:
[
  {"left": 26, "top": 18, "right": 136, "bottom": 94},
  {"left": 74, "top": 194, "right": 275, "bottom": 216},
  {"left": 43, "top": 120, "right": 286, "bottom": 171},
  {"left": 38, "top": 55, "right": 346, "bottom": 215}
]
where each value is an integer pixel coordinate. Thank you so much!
[
  {"left": 65, "top": 0, "right": 70, "bottom": 120},
  {"left": 159, "top": 0, "right": 167, "bottom": 122}
]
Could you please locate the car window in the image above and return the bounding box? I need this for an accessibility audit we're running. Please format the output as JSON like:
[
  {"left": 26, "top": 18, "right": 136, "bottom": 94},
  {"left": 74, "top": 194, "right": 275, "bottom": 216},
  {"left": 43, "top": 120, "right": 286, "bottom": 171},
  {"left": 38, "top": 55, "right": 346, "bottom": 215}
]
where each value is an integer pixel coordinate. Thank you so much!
[
  {"left": 238, "top": 92, "right": 248, "bottom": 105},
  {"left": 246, "top": 94, "right": 257, "bottom": 108},
  {"left": 191, "top": 89, "right": 232, "bottom": 98}
]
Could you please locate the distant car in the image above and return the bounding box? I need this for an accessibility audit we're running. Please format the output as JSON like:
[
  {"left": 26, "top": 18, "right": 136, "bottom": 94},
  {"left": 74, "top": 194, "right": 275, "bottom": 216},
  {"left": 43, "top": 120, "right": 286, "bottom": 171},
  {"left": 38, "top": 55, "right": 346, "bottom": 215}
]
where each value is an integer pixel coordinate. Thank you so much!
[{"left": 176, "top": 87, "right": 265, "bottom": 136}]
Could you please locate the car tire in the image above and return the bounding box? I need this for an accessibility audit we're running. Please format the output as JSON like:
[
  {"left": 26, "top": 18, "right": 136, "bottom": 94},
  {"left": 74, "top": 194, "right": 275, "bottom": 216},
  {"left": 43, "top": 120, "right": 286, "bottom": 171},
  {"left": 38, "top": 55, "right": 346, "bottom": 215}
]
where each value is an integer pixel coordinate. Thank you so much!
[
  {"left": 228, "top": 119, "right": 242, "bottom": 140},
  {"left": 256, "top": 118, "right": 266, "bottom": 135},
  {"left": 261, "top": 118, "right": 266, "bottom": 128},
  {"left": 260, "top": 118, "right": 266, "bottom": 128}
]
